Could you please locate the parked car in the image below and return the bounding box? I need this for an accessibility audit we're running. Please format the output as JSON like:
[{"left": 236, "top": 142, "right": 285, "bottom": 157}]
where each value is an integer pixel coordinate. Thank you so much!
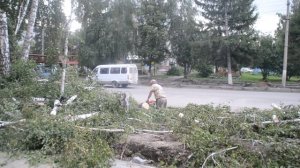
[
  {"left": 240, "top": 67, "right": 253, "bottom": 73},
  {"left": 252, "top": 68, "right": 262, "bottom": 74},
  {"left": 35, "top": 64, "right": 57, "bottom": 79}
]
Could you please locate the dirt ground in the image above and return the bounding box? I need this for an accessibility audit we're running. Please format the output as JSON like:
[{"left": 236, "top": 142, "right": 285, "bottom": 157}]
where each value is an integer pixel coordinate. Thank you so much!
[
  {"left": 0, "top": 151, "right": 157, "bottom": 168},
  {"left": 0, "top": 132, "right": 185, "bottom": 168},
  {"left": 0, "top": 152, "right": 51, "bottom": 168}
]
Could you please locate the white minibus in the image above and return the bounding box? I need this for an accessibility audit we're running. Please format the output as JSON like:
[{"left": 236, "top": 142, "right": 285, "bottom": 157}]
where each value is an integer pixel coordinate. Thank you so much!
[{"left": 91, "top": 64, "right": 138, "bottom": 87}]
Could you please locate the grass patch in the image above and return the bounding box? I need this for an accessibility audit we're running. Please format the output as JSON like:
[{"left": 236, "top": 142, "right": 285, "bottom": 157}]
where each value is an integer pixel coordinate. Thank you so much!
[{"left": 240, "top": 73, "right": 300, "bottom": 83}]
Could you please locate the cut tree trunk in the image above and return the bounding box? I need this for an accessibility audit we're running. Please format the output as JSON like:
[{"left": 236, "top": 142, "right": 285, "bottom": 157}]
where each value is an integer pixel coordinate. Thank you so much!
[
  {"left": 0, "top": 9, "right": 10, "bottom": 75},
  {"left": 21, "top": 0, "right": 39, "bottom": 60},
  {"left": 116, "top": 133, "right": 190, "bottom": 166}
]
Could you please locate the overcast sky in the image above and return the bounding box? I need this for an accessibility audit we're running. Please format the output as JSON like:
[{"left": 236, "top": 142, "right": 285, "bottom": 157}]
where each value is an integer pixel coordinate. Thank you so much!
[
  {"left": 64, "top": 0, "right": 288, "bottom": 35},
  {"left": 254, "top": 0, "right": 287, "bottom": 34}
]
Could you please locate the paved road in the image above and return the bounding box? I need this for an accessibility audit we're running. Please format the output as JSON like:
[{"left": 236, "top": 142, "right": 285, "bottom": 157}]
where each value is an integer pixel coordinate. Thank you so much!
[{"left": 107, "top": 85, "right": 300, "bottom": 111}]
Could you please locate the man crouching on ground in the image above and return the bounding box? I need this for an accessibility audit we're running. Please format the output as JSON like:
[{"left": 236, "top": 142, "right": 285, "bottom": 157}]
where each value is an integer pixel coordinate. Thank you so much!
[{"left": 146, "top": 79, "right": 167, "bottom": 109}]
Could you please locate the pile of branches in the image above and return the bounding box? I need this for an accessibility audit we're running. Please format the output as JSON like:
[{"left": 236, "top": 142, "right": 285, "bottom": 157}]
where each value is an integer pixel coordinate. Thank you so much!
[
  {"left": 1, "top": 61, "right": 300, "bottom": 167},
  {"left": 169, "top": 104, "right": 300, "bottom": 167}
]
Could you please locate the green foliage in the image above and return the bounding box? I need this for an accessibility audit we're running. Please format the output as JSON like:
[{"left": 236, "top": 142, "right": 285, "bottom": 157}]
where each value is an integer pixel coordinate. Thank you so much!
[
  {"left": 8, "top": 59, "right": 37, "bottom": 85},
  {"left": 240, "top": 72, "right": 300, "bottom": 83},
  {"left": 0, "top": 66, "right": 118, "bottom": 166},
  {"left": 196, "top": 64, "right": 213, "bottom": 77},
  {"left": 0, "top": 59, "right": 60, "bottom": 99},
  {"left": 33, "top": 0, "right": 66, "bottom": 63},
  {"left": 60, "top": 130, "right": 112, "bottom": 168},
  {"left": 1, "top": 60, "right": 300, "bottom": 167},
  {"left": 168, "top": 0, "right": 200, "bottom": 78},
  {"left": 287, "top": 2, "right": 300, "bottom": 79},
  {"left": 253, "top": 35, "right": 281, "bottom": 81},
  {"left": 137, "top": 0, "right": 168, "bottom": 73},
  {"left": 0, "top": 98, "right": 22, "bottom": 121},
  {"left": 275, "top": 2, "right": 300, "bottom": 80},
  {"left": 195, "top": 0, "right": 258, "bottom": 76},
  {"left": 74, "top": 0, "right": 137, "bottom": 67},
  {"left": 167, "top": 66, "right": 182, "bottom": 76},
  {"left": 169, "top": 104, "right": 300, "bottom": 167}
]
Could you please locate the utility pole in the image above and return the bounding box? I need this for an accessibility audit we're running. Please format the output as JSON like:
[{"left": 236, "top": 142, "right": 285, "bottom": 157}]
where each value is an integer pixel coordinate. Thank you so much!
[
  {"left": 225, "top": 2, "right": 233, "bottom": 85},
  {"left": 282, "top": 0, "right": 290, "bottom": 87}
]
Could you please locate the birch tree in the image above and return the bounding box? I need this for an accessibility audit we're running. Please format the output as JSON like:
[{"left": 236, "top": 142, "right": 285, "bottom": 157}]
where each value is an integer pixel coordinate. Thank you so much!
[
  {"left": 14, "top": 0, "right": 30, "bottom": 35},
  {"left": 0, "top": 9, "right": 10, "bottom": 75},
  {"left": 21, "top": 0, "right": 39, "bottom": 60}
]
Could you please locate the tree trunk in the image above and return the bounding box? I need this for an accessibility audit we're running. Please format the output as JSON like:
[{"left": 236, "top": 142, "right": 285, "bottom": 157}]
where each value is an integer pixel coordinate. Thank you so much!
[
  {"left": 21, "top": 0, "right": 39, "bottom": 60},
  {"left": 184, "top": 63, "right": 188, "bottom": 79},
  {"left": 60, "top": 30, "right": 69, "bottom": 97},
  {"left": 0, "top": 9, "right": 11, "bottom": 75},
  {"left": 15, "top": 0, "right": 30, "bottom": 35},
  {"left": 148, "top": 62, "right": 152, "bottom": 78},
  {"left": 262, "top": 71, "right": 268, "bottom": 81}
]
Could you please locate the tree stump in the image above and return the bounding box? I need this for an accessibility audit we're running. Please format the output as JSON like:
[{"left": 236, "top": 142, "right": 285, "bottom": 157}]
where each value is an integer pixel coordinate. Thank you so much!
[{"left": 117, "top": 133, "right": 189, "bottom": 166}]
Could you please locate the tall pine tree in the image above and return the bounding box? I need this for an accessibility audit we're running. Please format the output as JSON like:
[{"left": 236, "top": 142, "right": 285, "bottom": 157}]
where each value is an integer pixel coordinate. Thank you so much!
[
  {"left": 195, "top": 0, "right": 257, "bottom": 84},
  {"left": 287, "top": 0, "right": 300, "bottom": 79}
]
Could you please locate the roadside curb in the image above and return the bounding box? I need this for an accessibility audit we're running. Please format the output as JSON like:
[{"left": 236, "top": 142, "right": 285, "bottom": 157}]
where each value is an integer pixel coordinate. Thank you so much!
[
  {"left": 138, "top": 82, "right": 300, "bottom": 93},
  {"left": 176, "top": 84, "right": 300, "bottom": 93}
]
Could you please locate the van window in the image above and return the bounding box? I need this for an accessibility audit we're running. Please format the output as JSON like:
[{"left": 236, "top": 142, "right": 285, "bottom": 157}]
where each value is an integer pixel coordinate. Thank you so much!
[
  {"left": 121, "top": 67, "right": 127, "bottom": 74},
  {"left": 110, "top": 67, "right": 120, "bottom": 74},
  {"left": 100, "top": 68, "right": 109, "bottom": 74},
  {"left": 92, "top": 68, "right": 98, "bottom": 74}
]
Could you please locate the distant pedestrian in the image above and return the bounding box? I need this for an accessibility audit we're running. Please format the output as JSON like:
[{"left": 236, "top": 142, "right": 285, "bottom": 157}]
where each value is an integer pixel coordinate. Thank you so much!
[{"left": 146, "top": 79, "right": 167, "bottom": 109}]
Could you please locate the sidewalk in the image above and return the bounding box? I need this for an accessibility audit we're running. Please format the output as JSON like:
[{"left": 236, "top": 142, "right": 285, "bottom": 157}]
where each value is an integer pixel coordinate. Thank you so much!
[{"left": 139, "top": 76, "right": 300, "bottom": 93}]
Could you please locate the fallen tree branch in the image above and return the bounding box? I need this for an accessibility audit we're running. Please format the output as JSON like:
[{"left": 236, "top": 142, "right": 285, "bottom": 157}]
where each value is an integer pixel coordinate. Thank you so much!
[
  {"left": 76, "top": 126, "right": 173, "bottom": 134},
  {"left": 65, "top": 95, "right": 77, "bottom": 105},
  {"left": 121, "top": 143, "right": 128, "bottom": 159},
  {"left": 202, "top": 146, "right": 238, "bottom": 168},
  {"left": 127, "top": 118, "right": 142, "bottom": 122},
  {"left": 0, "top": 119, "right": 26, "bottom": 128},
  {"left": 135, "top": 129, "right": 173, "bottom": 134},
  {"left": 76, "top": 126, "right": 125, "bottom": 132},
  {"left": 65, "top": 112, "right": 99, "bottom": 121},
  {"left": 261, "top": 118, "right": 300, "bottom": 125}
]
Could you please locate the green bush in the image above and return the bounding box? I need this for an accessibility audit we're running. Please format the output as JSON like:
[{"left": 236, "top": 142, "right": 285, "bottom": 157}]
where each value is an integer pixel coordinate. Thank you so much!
[
  {"left": 167, "top": 66, "right": 182, "bottom": 76},
  {"left": 196, "top": 64, "right": 213, "bottom": 77},
  {"left": 0, "top": 59, "right": 60, "bottom": 99},
  {"left": 8, "top": 59, "right": 37, "bottom": 85},
  {"left": 60, "top": 130, "right": 112, "bottom": 168},
  {"left": 0, "top": 65, "right": 119, "bottom": 166}
]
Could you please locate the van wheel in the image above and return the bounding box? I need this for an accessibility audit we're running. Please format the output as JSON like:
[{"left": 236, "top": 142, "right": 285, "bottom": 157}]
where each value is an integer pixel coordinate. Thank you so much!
[
  {"left": 112, "top": 81, "right": 119, "bottom": 88},
  {"left": 121, "top": 84, "right": 128, "bottom": 88}
]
